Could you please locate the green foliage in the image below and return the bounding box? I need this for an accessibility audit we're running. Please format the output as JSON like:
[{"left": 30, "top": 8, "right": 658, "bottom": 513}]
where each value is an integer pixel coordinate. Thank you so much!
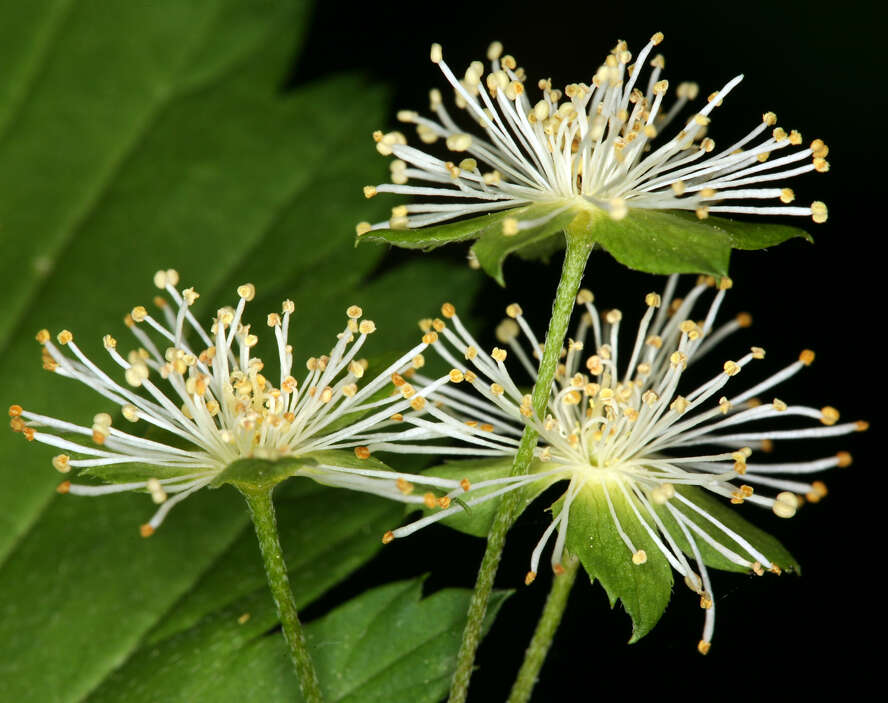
[
  {"left": 88, "top": 577, "right": 509, "bottom": 703},
  {"left": 0, "top": 2, "right": 491, "bottom": 700}
]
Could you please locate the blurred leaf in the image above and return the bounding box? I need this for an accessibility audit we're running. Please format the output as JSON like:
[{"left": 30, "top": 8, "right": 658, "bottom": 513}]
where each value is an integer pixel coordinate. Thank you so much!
[
  {"left": 0, "top": 2, "right": 485, "bottom": 701},
  {"left": 89, "top": 578, "right": 510, "bottom": 703}
]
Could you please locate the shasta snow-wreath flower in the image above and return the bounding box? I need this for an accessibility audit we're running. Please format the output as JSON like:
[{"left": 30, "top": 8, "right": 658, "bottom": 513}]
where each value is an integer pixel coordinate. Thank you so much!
[
  {"left": 358, "top": 33, "right": 828, "bottom": 237},
  {"left": 8, "top": 270, "right": 484, "bottom": 536},
  {"left": 385, "top": 276, "right": 864, "bottom": 651}
]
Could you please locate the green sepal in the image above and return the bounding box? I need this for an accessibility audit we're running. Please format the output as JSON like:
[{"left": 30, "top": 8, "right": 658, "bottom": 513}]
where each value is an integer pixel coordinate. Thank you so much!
[
  {"left": 562, "top": 482, "right": 674, "bottom": 643},
  {"left": 653, "top": 485, "right": 800, "bottom": 574},
  {"left": 81, "top": 462, "right": 211, "bottom": 484},
  {"left": 416, "top": 457, "right": 562, "bottom": 538},
  {"left": 210, "top": 449, "right": 396, "bottom": 492},
  {"left": 470, "top": 205, "right": 577, "bottom": 285},
  {"left": 695, "top": 214, "right": 814, "bottom": 250},
  {"left": 357, "top": 209, "right": 517, "bottom": 250}
]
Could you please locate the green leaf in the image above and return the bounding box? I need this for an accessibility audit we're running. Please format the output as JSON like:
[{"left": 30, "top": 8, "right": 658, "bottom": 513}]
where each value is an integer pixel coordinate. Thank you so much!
[
  {"left": 146, "top": 481, "right": 401, "bottom": 645},
  {"left": 654, "top": 485, "right": 799, "bottom": 574},
  {"left": 563, "top": 482, "right": 674, "bottom": 643},
  {"left": 89, "top": 578, "right": 509, "bottom": 703},
  {"left": 418, "top": 458, "right": 562, "bottom": 537}
]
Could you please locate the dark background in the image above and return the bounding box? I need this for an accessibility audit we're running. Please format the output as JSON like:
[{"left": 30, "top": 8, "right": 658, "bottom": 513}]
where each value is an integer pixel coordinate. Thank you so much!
[{"left": 291, "top": 1, "right": 881, "bottom": 698}]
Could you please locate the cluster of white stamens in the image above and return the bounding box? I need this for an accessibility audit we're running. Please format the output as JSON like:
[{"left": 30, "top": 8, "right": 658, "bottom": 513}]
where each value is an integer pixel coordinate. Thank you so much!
[
  {"left": 8, "top": 270, "right": 501, "bottom": 536},
  {"left": 386, "top": 275, "right": 863, "bottom": 653},
  {"left": 358, "top": 34, "right": 828, "bottom": 236}
]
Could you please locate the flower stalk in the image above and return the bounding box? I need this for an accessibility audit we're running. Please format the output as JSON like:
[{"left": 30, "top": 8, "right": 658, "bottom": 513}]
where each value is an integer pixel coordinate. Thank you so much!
[
  {"left": 448, "top": 228, "right": 593, "bottom": 703},
  {"left": 507, "top": 553, "right": 580, "bottom": 703},
  {"left": 242, "top": 486, "right": 325, "bottom": 703}
]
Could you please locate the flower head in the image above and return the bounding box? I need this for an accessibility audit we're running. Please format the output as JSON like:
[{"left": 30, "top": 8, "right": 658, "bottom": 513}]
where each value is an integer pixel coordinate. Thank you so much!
[
  {"left": 360, "top": 34, "right": 828, "bottom": 235},
  {"left": 8, "top": 270, "right": 475, "bottom": 536},
  {"left": 387, "top": 277, "right": 864, "bottom": 650}
]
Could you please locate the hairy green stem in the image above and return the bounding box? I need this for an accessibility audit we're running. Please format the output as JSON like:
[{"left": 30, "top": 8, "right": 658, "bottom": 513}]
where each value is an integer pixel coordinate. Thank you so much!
[
  {"left": 242, "top": 487, "right": 325, "bottom": 703},
  {"left": 507, "top": 554, "right": 579, "bottom": 703},
  {"left": 447, "top": 232, "right": 593, "bottom": 703}
]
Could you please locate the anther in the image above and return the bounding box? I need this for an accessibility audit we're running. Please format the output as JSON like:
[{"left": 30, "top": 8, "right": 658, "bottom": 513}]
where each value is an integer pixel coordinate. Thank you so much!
[
  {"left": 382, "top": 531, "right": 395, "bottom": 544},
  {"left": 820, "top": 406, "right": 839, "bottom": 426},
  {"left": 632, "top": 550, "right": 647, "bottom": 565},
  {"left": 354, "top": 446, "right": 371, "bottom": 460},
  {"left": 772, "top": 492, "right": 799, "bottom": 518}
]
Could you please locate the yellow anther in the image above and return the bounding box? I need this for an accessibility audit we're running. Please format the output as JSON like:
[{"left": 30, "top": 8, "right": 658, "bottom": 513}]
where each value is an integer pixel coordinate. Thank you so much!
[
  {"left": 670, "top": 396, "right": 689, "bottom": 414},
  {"left": 780, "top": 188, "right": 795, "bottom": 203},
  {"left": 432, "top": 318, "right": 446, "bottom": 332},
  {"left": 412, "top": 354, "right": 425, "bottom": 369},
  {"left": 446, "top": 133, "right": 473, "bottom": 152},
  {"left": 490, "top": 383, "right": 504, "bottom": 396},
  {"left": 430, "top": 43, "right": 442, "bottom": 63},
  {"left": 772, "top": 398, "right": 787, "bottom": 412},
  {"left": 772, "top": 492, "right": 799, "bottom": 518},
  {"left": 646, "top": 335, "right": 663, "bottom": 349},
  {"left": 422, "top": 331, "right": 438, "bottom": 344},
  {"left": 605, "top": 309, "right": 622, "bottom": 325},
  {"left": 723, "top": 360, "right": 741, "bottom": 376},
  {"left": 762, "top": 112, "right": 777, "bottom": 126},
  {"left": 506, "top": 303, "right": 523, "bottom": 318},
  {"left": 464, "top": 345, "right": 478, "bottom": 360},
  {"left": 670, "top": 351, "right": 687, "bottom": 368},
  {"left": 464, "top": 370, "right": 477, "bottom": 384},
  {"left": 586, "top": 355, "right": 603, "bottom": 375},
  {"left": 382, "top": 531, "right": 395, "bottom": 544},
  {"left": 632, "top": 550, "right": 647, "bottom": 565},
  {"left": 811, "top": 201, "right": 828, "bottom": 223},
  {"left": 751, "top": 346, "right": 765, "bottom": 359},
  {"left": 495, "top": 319, "right": 519, "bottom": 342},
  {"left": 359, "top": 320, "right": 376, "bottom": 335},
  {"left": 423, "top": 492, "right": 437, "bottom": 509},
  {"left": 52, "top": 455, "right": 70, "bottom": 473},
  {"left": 810, "top": 139, "right": 829, "bottom": 158},
  {"left": 836, "top": 451, "right": 852, "bottom": 467},
  {"left": 695, "top": 206, "right": 709, "bottom": 219},
  {"left": 671, "top": 180, "right": 686, "bottom": 196},
  {"left": 820, "top": 406, "right": 840, "bottom": 426},
  {"left": 576, "top": 289, "right": 594, "bottom": 304},
  {"left": 491, "top": 347, "right": 507, "bottom": 363},
  {"left": 798, "top": 349, "right": 815, "bottom": 366},
  {"left": 651, "top": 483, "right": 675, "bottom": 505},
  {"left": 362, "top": 185, "right": 377, "bottom": 199},
  {"left": 410, "top": 396, "right": 427, "bottom": 411},
  {"left": 650, "top": 31, "right": 664, "bottom": 45},
  {"left": 502, "top": 217, "right": 519, "bottom": 236},
  {"left": 356, "top": 222, "right": 372, "bottom": 236},
  {"left": 140, "top": 524, "right": 155, "bottom": 538},
  {"left": 449, "top": 369, "right": 465, "bottom": 383},
  {"left": 856, "top": 420, "right": 870, "bottom": 432},
  {"left": 354, "top": 446, "right": 371, "bottom": 460},
  {"left": 806, "top": 481, "right": 828, "bottom": 503},
  {"left": 439, "top": 302, "right": 456, "bottom": 319},
  {"left": 266, "top": 313, "right": 281, "bottom": 327},
  {"left": 524, "top": 571, "right": 537, "bottom": 585}
]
